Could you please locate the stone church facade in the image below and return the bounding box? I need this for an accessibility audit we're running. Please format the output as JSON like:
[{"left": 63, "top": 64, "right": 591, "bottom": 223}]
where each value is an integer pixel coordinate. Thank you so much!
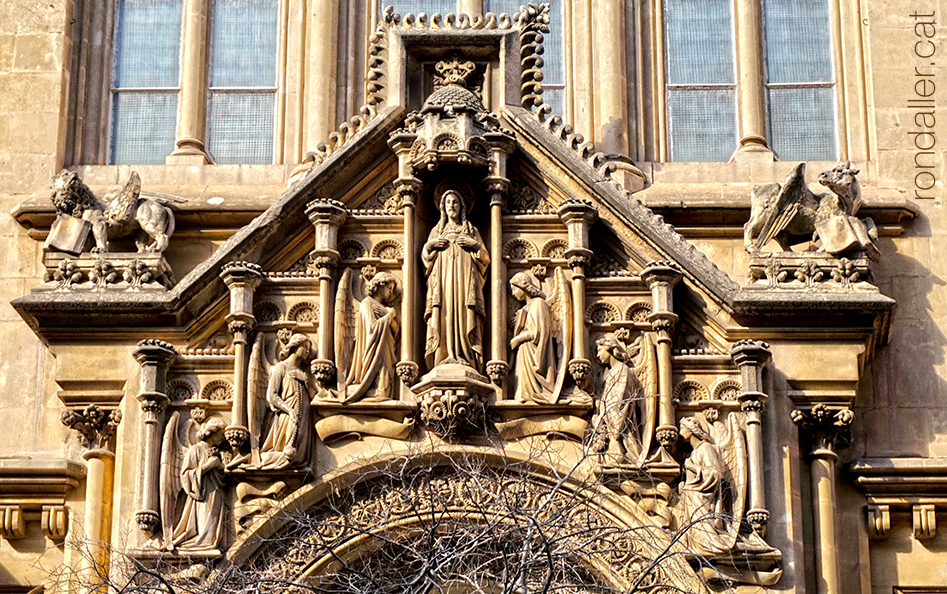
[{"left": 0, "top": 1, "right": 943, "bottom": 593}]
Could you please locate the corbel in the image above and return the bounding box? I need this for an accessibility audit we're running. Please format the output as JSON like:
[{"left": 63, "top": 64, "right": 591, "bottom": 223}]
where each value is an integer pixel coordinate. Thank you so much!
[
  {"left": 41, "top": 505, "right": 68, "bottom": 541},
  {"left": 867, "top": 504, "right": 890, "bottom": 539},
  {"left": 913, "top": 504, "right": 937, "bottom": 539},
  {"left": 0, "top": 505, "right": 26, "bottom": 539}
]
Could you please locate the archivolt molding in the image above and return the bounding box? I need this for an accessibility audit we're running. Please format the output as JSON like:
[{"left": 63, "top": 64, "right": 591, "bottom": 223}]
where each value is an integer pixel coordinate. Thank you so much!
[{"left": 220, "top": 450, "right": 704, "bottom": 593}]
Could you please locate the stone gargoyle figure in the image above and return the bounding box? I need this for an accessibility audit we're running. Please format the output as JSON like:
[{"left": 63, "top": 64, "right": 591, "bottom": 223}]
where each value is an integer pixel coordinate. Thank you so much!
[
  {"left": 159, "top": 414, "right": 226, "bottom": 552},
  {"left": 244, "top": 333, "right": 314, "bottom": 470},
  {"left": 332, "top": 269, "right": 400, "bottom": 402},
  {"left": 744, "top": 161, "right": 879, "bottom": 262},
  {"left": 589, "top": 332, "right": 657, "bottom": 465},
  {"left": 509, "top": 268, "right": 572, "bottom": 404},
  {"left": 50, "top": 169, "right": 183, "bottom": 254},
  {"left": 422, "top": 189, "right": 489, "bottom": 371}
]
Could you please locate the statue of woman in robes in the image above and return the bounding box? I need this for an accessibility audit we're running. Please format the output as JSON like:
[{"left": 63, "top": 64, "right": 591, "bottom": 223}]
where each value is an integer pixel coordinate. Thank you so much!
[
  {"left": 509, "top": 269, "right": 572, "bottom": 404},
  {"left": 258, "top": 333, "right": 313, "bottom": 469},
  {"left": 422, "top": 189, "right": 489, "bottom": 371}
]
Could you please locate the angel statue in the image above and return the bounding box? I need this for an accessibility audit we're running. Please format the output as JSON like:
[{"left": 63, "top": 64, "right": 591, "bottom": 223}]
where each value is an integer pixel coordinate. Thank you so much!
[
  {"left": 245, "top": 333, "right": 313, "bottom": 470},
  {"left": 676, "top": 415, "right": 747, "bottom": 557},
  {"left": 333, "top": 269, "right": 400, "bottom": 402},
  {"left": 509, "top": 269, "right": 572, "bottom": 404},
  {"left": 422, "top": 189, "right": 489, "bottom": 371},
  {"left": 159, "top": 414, "right": 227, "bottom": 551}
]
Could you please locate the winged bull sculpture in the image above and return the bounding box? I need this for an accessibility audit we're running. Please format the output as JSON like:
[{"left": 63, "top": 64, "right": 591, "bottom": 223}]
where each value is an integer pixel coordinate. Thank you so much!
[{"left": 744, "top": 162, "right": 880, "bottom": 262}]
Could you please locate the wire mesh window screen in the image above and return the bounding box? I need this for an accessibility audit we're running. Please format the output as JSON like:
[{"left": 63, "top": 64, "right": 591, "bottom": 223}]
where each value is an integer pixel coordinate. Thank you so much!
[
  {"left": 210, "top": 0, "right": 279, "bottom": 87},
  {"left": 207, "top": 92, "right": 275, "bottom": 164},
  {"left": 763, "top": 0, "right": 833, "bottom": 83},
  {"left": 381, "top": 1, "right": 456, "bottom": 17},
  {"left": 110, "top": 91, "right": 179, "bottom": 164},
  {"left": 114, "top": 0, "right": 183, "bottom": 88},
  {"left": 665, "top": 0, "right": 735, "bottom": 85},
  {"left": 667, "top": 88, "right": 737, "bottom": 162},
  {"left": 767, "top": 87, "right": 837, "bottom": 161},
  {"left": 486, "top": 0, "right": 563, "bottom": 83}
]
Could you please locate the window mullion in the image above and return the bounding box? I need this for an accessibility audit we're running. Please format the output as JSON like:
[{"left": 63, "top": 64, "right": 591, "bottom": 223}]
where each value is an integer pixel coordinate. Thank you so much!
[
  {"left": 732, "top": 0, "right": 773, "bottom": 161},
  {"left": 169, "top": 0, "right": 212, "bottom": 163}
]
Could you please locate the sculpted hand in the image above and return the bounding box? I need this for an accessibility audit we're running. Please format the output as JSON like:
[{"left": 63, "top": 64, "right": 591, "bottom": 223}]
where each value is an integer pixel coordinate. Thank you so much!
[
  {"left": 427, "top": 238, "right": 449, "bottom": 251},
  {"left": 460, "top": 237, "right": 480, "bottom": 252}
]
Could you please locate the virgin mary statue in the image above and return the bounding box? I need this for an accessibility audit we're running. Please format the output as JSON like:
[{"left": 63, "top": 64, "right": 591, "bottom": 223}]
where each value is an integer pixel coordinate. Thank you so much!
[{"left": 422, "top": 189, "right": 489, "bottom": 371}]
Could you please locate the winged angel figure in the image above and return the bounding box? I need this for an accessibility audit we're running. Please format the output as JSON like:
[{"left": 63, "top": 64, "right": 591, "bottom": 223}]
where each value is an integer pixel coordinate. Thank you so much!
[
  {"left": 743, "top": 161, "right": 879, "bottom": 261},
  {"left": 331, "top": 269, "right": 400, "bottom": 402},
  {"left": 677, "top": 415, "right": 748, "bottom": 557},
  {"left": 159, "top": 413, "right": 227, "bottom": 552},
  {"left": 590, "top": 331, "right": 658, "bottom": 465},
  {"left": 509, "top": 268, "right": 573, "bottom": 404}
]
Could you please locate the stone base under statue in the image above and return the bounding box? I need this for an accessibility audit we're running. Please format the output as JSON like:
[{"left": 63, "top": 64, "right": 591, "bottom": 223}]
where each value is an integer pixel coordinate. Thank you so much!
[
  {"left": 39, "top": 251, "right": 175, "bottom": 291},
  {"left": 413, "top": 364, "right": 494, "bottom": 437}
]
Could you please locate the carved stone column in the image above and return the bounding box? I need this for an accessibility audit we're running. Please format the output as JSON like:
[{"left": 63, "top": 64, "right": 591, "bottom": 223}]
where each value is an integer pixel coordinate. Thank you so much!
[
  {"left": 305, "top": 199, "right": 348, "bottom": 388},
  {"left": 791, "top": 403, "right": 853, "bottom": 594},
  {"left": 394, "top": 179, "right": 421, "bottom": 390},
  {"left": 221, "top": 262, "right": 264, "bottom": 449},
  {"left": 132, "top": 339, "right": 176, "bottom": 535},
  {"left": 557, "top": 199, "right": 599, "bottom": 388},
  {"left": 641, "top": 261, "right": 682, "bottom": 450},
  {"left": 61, "top": 405, "right": 122, "bottom": 586},
  {"left": 731, "top": 339, "right": 772, "bottom": 535},
  {"left": 732, "top": 0, "right": 773, "bottom": 161},
  {"left": 168, "top": 0, "right": 210, "bottom": 163},
  {"left": 484, "top": 176, "right": 510, "bottom": 390}
]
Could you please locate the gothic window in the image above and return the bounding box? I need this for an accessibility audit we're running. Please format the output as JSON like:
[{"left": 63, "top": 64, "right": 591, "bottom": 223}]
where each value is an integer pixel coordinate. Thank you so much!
[
  {"left": 108, "top": 0, "right": 279, "bottom": 165},
  {"left": 664, "top": 0, "right": 838, "bottom": 162},
  {"left": 109, "top": 0, "right": 183, "bottom": 164}
]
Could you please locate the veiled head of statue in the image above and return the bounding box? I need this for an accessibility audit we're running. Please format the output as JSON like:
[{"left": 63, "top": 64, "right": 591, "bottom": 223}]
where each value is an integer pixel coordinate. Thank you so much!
[
  {"left": 510, "top": 271, "right": 543, "bottom": 299},
  {"left": 279, "top": 333, "right": 311, "bottom": 361},
  {"left": 679, "top": 416, "right": 713, "bottom": 444}
]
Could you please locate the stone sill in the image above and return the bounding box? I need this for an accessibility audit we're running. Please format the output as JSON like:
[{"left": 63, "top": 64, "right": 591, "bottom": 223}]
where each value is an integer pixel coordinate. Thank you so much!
[
  {"left": 0, "top": 458, "right": 86, "bottom": 504},
  {"left": 850, "top": 457, "right": 947, "bottom": 500}
]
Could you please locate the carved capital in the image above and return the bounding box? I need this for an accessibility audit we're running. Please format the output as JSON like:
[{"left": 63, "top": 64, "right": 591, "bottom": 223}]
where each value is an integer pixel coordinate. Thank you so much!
[
  {"left": 746, "top": 509, "right": 770, "bottom": 537},
  {"left": 305, "top": 198, "right": 348, "bottom": 228},
  {"left": 791, "top": 403, "right": 853, "bottom": 457},
  {"left": 640, "top": 261, "right": 683, "bottom": 291},
  {"left": 311, "top": 359, "right": 336, "bottom": 387},
  {"left": 557, "top": 198, "right": 599, "bottom": 227},
  {"left": 220, "top": 261, "right": 264, "bottom": 289},
  {"left": 565, "top": 248, "right": 593, "bottom": 271},
  {"left": 395, "top": 178, "right": 422, "bottom": 209},
  {"left": 225, "top": 425, "right": 249, "bottom": 450},
  {"left": 568, "top": 358, "right": 592, "bottom": 387},
  {"left": 227, "top": 312, "right": 256, "bottom": 336},
  {"left": 61, "top": 405, "right": 122, "bottom": 450},
  {"left": 739, "top": 393, "right": 766, "bottom": 414},
  {"left": 485, "top": 360, "right": 509, "bottom": 386},
  {"left": 655, "top": 425, "right": 679, "bottom": 448},
  {"left": 396, "top": 361, "right": 419, "bottom": 386},
  {"left": 135, "top": 509, "right": 159, "bottom": 534},
  {"left": 137, "top": 391, "right": 169, "bottom": 416},
  {"left": 483, "top": 176, "right": 510, "bottom": 205},
  {"left": 730, "top": 339, "right": 773, "bottom": 369},
  {"left": 133, "top": 339, "right": 177, "bottom": 367},
  {"left": 647, "top": 311, "right": 679, "bottom": 336}
]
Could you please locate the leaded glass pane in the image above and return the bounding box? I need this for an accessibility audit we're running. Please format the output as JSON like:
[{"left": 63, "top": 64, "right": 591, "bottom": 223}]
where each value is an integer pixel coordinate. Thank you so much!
[
  {"left": 763, "top": 0, "right": 833, "bottom": 83},
  {"left": 207, "top": 92, "right": 275, "bottom": 164},
  {"left": 767, "top": 87, "right": 837, "bottom": 161},
  {"left": 543, "top": 87, "right": 565, "bottom": 118},
  {"left": 665, "top": 0, "right": 734, "bottom": 85},
  {"left": 210, "top": 0, "right": 279, "bottom": 87},
  {"left": 110, "top": 91, "right": 178, "bottom": 164},
  {"left": 668, "top": 88, "right": 737, "bottom": 162},
  {"left": 114, "top": 0, "right": 183, "bottom": 88}
]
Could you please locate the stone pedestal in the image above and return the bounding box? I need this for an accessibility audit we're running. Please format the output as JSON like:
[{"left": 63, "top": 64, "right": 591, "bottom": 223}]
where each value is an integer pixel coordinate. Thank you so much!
[{"left": 413, "top": 364, "right": 494, "bottom": 438}]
